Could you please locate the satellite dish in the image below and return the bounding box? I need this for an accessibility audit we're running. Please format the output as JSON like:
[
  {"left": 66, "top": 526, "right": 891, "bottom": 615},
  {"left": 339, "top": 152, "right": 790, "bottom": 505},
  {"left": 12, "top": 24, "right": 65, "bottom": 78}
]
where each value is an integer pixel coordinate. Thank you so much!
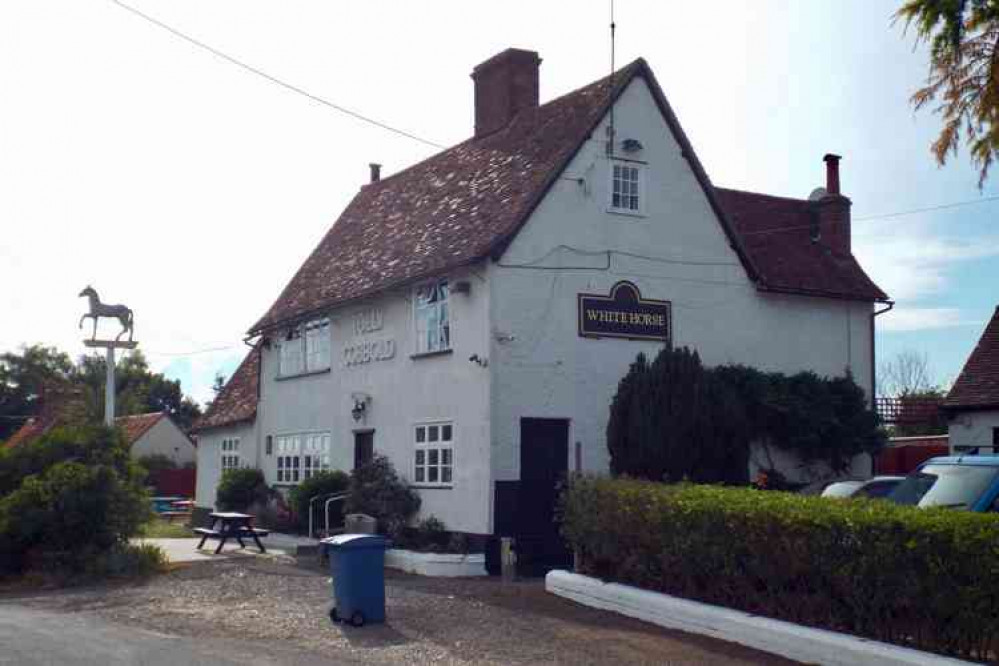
[{"left": 808, "top": 187, "right": 828, "bottom": 201}]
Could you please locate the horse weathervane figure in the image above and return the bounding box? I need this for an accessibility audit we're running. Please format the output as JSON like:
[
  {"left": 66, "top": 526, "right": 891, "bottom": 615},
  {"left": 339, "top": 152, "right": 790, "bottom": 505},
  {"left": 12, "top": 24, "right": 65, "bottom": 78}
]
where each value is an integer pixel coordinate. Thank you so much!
[{"left": 79, "top": 285, "right": 134, "bottom": 342}]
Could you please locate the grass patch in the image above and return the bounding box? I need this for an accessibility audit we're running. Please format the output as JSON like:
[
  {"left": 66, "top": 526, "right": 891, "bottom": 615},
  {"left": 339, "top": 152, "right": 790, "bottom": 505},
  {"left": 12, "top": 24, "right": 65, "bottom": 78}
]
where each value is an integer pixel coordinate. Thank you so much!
[{"left": 139, "top": 516, "right": 193, "bottom": 539}]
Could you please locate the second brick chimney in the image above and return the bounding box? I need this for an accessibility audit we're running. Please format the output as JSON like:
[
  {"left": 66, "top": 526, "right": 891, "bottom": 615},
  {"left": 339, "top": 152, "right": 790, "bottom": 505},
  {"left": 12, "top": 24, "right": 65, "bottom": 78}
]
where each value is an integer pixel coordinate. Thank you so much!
[
  {"left": 471, "top": 48, "right": 542, "bottom": 138},
  {"left": 817, "top": 154, "right": 851, "bottom": 254}
]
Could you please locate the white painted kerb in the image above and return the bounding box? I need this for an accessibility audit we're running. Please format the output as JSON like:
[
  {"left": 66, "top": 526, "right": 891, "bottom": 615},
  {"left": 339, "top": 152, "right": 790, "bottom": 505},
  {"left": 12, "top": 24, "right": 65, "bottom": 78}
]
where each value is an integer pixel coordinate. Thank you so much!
[
  {"left": 545, "top": 570, "right": 975, "bottom": 666},
  {"left": 385, "top": 549, "right": 487, "bottom": 577}
]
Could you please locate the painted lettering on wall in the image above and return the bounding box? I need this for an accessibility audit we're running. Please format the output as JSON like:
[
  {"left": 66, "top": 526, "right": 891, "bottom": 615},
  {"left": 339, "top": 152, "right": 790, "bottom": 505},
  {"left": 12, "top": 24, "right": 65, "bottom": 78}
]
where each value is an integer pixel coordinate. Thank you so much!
[
  {"left": 578, "top": 281, "right": 671, "bottom": 343},
  {"left": 352, "top": 308, "right": 384, "bottom": 336},
  {"left": 343, "top": 339, "right": 396, "bottom": 366}
]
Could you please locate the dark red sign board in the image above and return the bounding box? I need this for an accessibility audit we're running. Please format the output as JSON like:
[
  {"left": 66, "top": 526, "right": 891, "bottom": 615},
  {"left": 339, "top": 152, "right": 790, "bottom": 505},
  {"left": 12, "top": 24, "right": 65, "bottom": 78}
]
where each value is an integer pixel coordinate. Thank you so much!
[{"left": 577, "top": 281, "right": 671, "bottom": 342}]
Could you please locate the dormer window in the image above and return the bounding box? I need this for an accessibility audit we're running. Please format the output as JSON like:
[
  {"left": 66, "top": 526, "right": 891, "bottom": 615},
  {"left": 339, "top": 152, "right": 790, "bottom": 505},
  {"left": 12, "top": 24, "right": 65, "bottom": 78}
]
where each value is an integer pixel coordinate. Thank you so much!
[
  {"left": 414, "top": 280, "right": 450, "bottom": 355},
  {"left": 278, "top": 317, "right": 330, "bottom": 377},
  {"left": 609, "top": 161, "right": 643, "bottom": 215}
]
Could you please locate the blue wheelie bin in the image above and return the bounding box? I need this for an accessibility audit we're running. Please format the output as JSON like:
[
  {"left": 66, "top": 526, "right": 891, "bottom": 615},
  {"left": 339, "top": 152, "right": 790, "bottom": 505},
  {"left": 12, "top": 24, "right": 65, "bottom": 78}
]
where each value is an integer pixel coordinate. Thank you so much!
[{"left": 322, "top": 533, "right": 389, "bottom": 627}]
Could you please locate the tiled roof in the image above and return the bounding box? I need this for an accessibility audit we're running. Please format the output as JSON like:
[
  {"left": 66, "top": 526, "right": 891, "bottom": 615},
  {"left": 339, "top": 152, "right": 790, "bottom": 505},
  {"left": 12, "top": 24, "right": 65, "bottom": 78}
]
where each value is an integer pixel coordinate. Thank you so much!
[
  {"left": 945, "top": 307, "right": 999, "bottom": 410},
  {"left": 191, "top": 345, "right": 260, "bottom": 432},
  {"left": 715, "top": 189, "right": 888, "bottom": 302},
  {"left": 115, "top": 412, "right": 166, "bottom": 445},
  {"left": 250, "top": 57, "right": 886, "bottom": 335},
  {"left": 3, "top": 416, "right": 52, "bottom": 449}
]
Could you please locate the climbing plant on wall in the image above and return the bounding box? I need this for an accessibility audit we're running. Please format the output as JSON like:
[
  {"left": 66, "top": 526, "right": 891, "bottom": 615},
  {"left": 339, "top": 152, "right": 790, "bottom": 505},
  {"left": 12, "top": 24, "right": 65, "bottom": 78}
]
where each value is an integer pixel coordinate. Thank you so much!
[{"left": 607, "top": 347, "right": 885, "bottom": 484}]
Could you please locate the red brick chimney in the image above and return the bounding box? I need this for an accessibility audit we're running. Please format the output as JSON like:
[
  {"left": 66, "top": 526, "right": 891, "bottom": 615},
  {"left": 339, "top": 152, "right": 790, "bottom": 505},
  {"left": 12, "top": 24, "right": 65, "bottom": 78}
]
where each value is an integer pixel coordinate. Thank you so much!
[
  {"left": 471, "top": 48, "right": 542, "bottom": 138},
  {"left": 818, "top": 154, "right": 851, "bottom": 254}
]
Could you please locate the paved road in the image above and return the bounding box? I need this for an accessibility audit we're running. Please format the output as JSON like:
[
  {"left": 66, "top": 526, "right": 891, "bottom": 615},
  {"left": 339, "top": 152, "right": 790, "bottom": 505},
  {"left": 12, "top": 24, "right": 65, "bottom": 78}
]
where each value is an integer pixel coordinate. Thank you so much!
[{"left": 0, "top": 605, "right": 338, "bottom": 666}]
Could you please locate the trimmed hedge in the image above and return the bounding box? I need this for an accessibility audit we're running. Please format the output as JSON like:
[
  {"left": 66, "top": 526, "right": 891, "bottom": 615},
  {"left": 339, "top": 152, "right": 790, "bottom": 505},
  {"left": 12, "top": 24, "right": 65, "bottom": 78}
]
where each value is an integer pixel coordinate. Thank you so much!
[{"left": 560, "top": 476, "right": 999, "bottom": 662}]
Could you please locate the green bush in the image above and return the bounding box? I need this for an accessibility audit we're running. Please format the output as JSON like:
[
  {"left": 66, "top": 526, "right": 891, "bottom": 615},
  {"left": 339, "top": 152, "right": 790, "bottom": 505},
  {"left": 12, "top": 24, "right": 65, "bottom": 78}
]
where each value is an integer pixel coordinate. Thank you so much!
[
  {"left": 395, "top": 515, "right": 453, "bottom": 552},
  {"left": 560, "top": 476, "right": 999, "bottom": 662},
  {"left": 289, "top": 470, "right": 351, "bottom": 533},
  {"left": 344, "top": 455, "right": 420, "bottom": 538},
  {"left": 0, "top": 430, "right": 152, "bottom": 576},
  {"left": 216, "top": 468, "right": 272, "bottom": 512},
  {"left": 607, "top": 348, "right": 885, "bottom": 483},
  {"left": 86, "top": 543, "right": 167, "bottom": 578}
]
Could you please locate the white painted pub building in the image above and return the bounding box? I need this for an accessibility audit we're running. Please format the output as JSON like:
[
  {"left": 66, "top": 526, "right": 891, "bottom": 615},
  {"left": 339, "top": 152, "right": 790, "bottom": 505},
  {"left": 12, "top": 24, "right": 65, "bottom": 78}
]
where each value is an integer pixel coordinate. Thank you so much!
[{"left": 194, "top": 49, "right": 888, "bottom": 569}]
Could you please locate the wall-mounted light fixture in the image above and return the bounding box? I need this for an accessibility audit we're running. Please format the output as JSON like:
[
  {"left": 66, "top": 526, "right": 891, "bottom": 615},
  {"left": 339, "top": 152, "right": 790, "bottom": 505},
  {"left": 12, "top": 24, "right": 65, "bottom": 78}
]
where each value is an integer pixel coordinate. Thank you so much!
[
  {"left": 468, "top": 354, "right": 488, "bottom": 368},
  {"left": 350, "top": 392, "right": 371, "bottom": 422},
  {"left": 621, "top": 138, "right": 644, "bottom": 153}
]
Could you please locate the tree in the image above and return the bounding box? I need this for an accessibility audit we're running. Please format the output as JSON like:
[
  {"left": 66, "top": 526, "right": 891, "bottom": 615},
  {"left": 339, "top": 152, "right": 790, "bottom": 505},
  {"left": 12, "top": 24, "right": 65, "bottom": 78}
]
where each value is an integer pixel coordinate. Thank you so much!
[
  {"left": 76, "top": 350, "right": 202, "bottom": 431},
  {"left": 878, "top": 349, "right": 935, "bottom": 397},
  {"left": 0, "top": 345, "right": 75, "bottom": 441},
  {"left": 897, "top": 0, "right": 999, "bottom": 186}
]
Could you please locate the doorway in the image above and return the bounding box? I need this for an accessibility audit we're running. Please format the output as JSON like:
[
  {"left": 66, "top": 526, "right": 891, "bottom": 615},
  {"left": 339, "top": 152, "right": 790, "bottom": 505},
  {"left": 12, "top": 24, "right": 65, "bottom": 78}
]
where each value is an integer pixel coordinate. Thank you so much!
[
  {"left": 516, "top": 418, "right": 571, "bottom": 576},
  {"left": 353, "top": 431, "right": 374, "bottom": 470}
]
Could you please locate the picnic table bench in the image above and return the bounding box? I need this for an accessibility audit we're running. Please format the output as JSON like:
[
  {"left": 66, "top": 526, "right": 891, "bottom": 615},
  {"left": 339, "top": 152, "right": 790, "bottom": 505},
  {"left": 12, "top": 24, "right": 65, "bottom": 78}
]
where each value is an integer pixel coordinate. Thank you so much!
[{"left": 194, "top": 512, "right": 269, "bottom": 554}]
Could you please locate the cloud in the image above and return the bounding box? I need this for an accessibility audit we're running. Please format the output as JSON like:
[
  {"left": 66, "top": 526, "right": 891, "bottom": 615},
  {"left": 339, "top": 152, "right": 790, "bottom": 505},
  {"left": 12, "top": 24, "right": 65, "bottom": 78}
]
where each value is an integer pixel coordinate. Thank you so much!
[
  {"left": 877, "top": 307, "right": 982, "bottom": 332},
  {"left": 854, "top": 224, "right": 999, "bottom": 303}
]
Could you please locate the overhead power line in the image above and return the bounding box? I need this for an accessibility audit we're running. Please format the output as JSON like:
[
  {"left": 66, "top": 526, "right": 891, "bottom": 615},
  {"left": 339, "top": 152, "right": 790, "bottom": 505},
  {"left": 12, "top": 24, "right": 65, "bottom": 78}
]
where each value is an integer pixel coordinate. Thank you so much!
[
  {"left": 110, "top": 0, "right": 445, "bottom": 149},
  {"left": 738, "top": 194, "right": 999, "bottom": 237},
  {"left": 853, "top": 195, "right": 999, "bottom": 221}
]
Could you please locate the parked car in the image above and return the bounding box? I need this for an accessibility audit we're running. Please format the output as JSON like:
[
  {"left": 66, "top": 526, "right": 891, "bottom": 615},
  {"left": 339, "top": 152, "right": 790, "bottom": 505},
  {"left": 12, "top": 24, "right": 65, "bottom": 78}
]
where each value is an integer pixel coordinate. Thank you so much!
[
  {"left": 816, "top": 476, "right": 904, "bottom": 499},
  {"left": 887, "top": 456, "right": 999, "bottom": 511}
]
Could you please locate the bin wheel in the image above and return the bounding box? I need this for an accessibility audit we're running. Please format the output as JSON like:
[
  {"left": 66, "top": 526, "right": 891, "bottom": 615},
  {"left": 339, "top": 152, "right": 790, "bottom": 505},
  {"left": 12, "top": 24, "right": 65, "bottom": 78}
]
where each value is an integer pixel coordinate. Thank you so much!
[
  {"left": 350, "top": 611, "right": 365, "bottom": 627},
  {"left": 329, "top": 607, "right": 339, "bottom": 623}
]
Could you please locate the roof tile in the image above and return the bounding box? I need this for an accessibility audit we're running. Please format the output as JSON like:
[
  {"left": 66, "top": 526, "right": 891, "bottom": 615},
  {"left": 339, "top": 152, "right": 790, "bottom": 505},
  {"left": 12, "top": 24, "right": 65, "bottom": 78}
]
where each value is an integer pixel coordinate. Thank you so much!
[
  {"left": 945, "top": 307, "right": 999, "bottom": 410},
  {"left": 191, "top": 345, "right": 260, "bottom": 432}
]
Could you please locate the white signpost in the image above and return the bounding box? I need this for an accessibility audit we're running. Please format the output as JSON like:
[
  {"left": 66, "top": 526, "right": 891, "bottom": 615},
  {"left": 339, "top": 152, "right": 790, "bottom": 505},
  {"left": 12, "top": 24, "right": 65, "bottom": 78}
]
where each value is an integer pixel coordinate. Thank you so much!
[{"left": 78, "top": 286, "right": 137, "bottom": 426}]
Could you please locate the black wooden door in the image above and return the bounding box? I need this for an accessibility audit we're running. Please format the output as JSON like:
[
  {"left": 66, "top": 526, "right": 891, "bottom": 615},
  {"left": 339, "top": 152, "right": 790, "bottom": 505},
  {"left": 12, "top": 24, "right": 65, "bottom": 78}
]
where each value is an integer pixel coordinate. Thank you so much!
[
  {"left": 517, "top": 418, "right": 571, "bottom": 576},
  {"left": 354, "top": 431, "right": 374, "bottom": 470}
]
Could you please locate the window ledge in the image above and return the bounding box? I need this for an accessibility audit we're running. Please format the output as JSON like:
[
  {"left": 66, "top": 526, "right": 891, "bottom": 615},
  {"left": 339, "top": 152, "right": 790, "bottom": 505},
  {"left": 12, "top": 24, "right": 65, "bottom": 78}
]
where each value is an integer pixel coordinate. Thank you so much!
[
  {"left": 411, "top": 485, "right": 454, "bottom": 490},
  {"left": 410, "top": 349, "right": 454, "bottom": 360},
  {"left": 606, "top": 207, "right": 647, "bottom": 219},
  {"left": 275, "top": 367, "right": 331, "bottom": 381}
]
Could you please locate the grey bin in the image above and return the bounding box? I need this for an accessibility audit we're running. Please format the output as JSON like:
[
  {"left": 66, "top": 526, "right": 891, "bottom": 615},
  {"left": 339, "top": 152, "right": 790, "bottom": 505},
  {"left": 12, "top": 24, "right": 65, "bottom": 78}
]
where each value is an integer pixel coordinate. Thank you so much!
[
  {"left": 321, "top": 533, "right": 389, "bottom": 627},
  {"left": 344, "top": 513, "right": 377, "bottom": 534}
]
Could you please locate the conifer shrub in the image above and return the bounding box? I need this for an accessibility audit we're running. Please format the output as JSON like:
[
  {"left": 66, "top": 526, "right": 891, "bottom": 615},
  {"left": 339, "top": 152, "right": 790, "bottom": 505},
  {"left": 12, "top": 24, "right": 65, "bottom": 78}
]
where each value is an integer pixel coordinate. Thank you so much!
[
  {"left": 560, "top": 476, "right": 999, "bottom": 662},
  {"left": 216, "top": 468, "right": 272, "bottom": 512},
  {"left": 607, "top": 347, "right": 884, "bottom": 482},
  {"left": 344, "top": 455, "right": 420, "bottom": 538}
]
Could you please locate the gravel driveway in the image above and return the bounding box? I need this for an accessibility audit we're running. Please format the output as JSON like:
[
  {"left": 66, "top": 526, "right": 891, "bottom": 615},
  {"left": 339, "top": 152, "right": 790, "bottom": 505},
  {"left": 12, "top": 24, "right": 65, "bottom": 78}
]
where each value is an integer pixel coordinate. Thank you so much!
[{"left": 2, "top": 558, "right": 800, "bottom": 665}]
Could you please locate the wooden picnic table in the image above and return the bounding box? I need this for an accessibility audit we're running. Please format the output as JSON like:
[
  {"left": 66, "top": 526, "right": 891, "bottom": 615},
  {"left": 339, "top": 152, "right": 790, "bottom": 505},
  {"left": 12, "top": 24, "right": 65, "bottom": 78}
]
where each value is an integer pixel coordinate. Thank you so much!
[{"left": 194, "top": 512, "right": 269, "bottom": 554}]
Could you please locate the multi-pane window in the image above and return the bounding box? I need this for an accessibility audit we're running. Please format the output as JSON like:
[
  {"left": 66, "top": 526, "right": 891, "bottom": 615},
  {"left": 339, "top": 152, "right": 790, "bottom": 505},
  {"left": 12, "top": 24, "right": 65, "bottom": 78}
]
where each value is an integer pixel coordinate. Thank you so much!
[
  {"left": 275, "top": 432, "right": 331, "bottom": 484},
  {"left": 279, "top": 317, "right": 330, "bottom": 376},
  {"left": 221, "top": 437, "right": 240, "bottom": 471},
  {"left": 279, "top": 327, "right": 303, "bottom": 376},
  {"left": 610, "top": 162, "right": 641, "bottom": 212},
  {"left": 305, "top": 318, "right": 331, "bottom": 371},
  {"left": 414, "top": 423, "right": 453, "bottom": 486},
  {"left": 414, "top": 281, "right": 450, "bottom": 354}
]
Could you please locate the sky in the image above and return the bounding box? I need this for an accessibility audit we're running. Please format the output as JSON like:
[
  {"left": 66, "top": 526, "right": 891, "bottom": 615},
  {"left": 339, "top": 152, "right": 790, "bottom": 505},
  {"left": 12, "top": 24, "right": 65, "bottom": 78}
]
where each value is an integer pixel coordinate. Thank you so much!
[{"left": 2, "top": 0, "right": 997, "bottom": 407}]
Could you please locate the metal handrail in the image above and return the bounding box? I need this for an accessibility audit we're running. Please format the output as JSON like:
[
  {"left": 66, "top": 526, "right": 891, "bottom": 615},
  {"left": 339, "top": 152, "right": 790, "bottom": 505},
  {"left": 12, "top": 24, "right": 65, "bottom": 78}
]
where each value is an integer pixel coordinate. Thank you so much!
[
  {"left": 325, "top": 494, "right": 348, "bottom": 536},
  {"left": 308, "top": 492, "right": 348, "bottom": 539}
]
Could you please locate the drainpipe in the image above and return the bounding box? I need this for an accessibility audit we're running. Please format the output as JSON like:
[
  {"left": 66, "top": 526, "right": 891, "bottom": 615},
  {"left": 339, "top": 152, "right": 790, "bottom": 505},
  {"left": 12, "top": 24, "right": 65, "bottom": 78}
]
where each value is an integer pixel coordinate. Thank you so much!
[{"left": 870, "top": 300, "right": 895, "bottom": 475}]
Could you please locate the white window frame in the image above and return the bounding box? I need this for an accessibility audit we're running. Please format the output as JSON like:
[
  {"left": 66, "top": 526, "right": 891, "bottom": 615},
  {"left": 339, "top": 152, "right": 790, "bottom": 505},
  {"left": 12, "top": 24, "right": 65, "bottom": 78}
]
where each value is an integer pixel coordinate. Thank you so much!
[
  {"left": 608, "top": 160, "right": 645, "bottom": 216},
  {"left": 220, "top": 437, "right": 241, "bottom": 472},
  {"left": 279, "top": 317, "right": 331, "bottom": 377},
  {"left": 413, "top": 421, "right": 454, "bottom": 487},
  {"left": 413, "top": 280, "right": 451, "bottom": 355},
  {"left": 275, "top": 432, "right": 331, "bottom": 484}
]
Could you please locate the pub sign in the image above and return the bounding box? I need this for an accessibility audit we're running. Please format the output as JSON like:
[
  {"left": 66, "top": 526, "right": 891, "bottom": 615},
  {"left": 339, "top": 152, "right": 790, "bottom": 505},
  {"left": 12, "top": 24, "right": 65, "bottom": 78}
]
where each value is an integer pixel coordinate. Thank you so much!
[{"left": 577, "top": 281, "right": 671, "bottom": 343}]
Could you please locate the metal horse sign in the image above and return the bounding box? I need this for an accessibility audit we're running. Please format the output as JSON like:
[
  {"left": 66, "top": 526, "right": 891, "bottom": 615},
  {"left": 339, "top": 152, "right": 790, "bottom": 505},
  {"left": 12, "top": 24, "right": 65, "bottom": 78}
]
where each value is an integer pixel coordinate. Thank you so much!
[{"left": 79, "top": 286, "right": 134, "bottom": 341}]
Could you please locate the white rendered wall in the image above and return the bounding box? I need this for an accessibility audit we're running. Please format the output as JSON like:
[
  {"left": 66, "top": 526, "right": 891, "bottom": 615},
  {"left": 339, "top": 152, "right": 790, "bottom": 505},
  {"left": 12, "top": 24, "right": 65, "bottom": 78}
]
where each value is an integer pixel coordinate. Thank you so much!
[
  {"left": 949, "top": 410, "right": 999, "bottom": 454},
  {"left": 489, "top": 76, "right": 876, "bottom": 485},
  {"left": 131, "top": 417, "right": 196, "bottom": 466},
  {"left": 255, "top": 266, "right": 492, "bottom": 534},
  {"left": 194, "top": 422, "right": 255, "bottom": 509}
]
